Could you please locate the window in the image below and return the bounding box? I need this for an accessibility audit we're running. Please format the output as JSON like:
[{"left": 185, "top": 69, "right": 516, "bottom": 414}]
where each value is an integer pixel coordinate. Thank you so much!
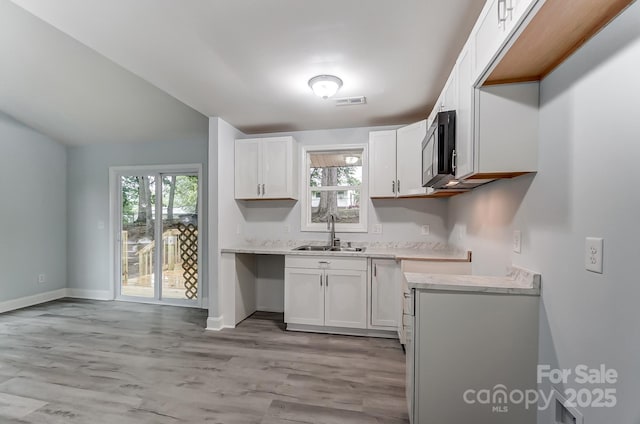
[{"left": 301, "top": 145, "right": 368, "bottom": 232}]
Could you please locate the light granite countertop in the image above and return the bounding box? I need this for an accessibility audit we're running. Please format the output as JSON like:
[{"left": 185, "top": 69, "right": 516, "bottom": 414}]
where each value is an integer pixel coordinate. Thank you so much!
[
  {"left": 404, "top": 266, "right": 541, "bottom": 295},
  {"left": 221, "top": 240, "right": 471, "bottom": 262}
]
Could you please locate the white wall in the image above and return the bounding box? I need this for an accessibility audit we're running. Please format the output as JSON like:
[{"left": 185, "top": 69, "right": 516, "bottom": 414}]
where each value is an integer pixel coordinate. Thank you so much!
[
  {"left": 215, "top": 123, "right": 451, "bottom": 313},
  {"left": 239, "top": 126, "right": 450, "bottom": 244},
  {"left": 67, "top": 137, "right": 208, "bottom": 298},
  {"left": 447, "top": 4, "right": 640, "bottom": 422},
  {"left": 209, "top": 117, "right": 247, "bottom": 318},
  {"left": 0, "top": 112, "right": 67, "bottom": 302}
]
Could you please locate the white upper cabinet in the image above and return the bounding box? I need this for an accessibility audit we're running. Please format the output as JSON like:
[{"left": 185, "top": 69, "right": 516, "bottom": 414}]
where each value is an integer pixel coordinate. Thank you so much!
[
  {"left": 369, "top": 130, "right": 397, "bottom": 198},
  {"left": 474, "top": 0, "right": 541, "bottom": 82},
  {"left": 427, "top": 0, "right": 542, "bottom": 182},
  {"left": 473, "top": 82, "right": 539, "bottom": 176},
  {"left": 454, "top": 42, "right": 475, "bottom": 179},
  {"left": 235, "top": 136, "right": 297, "bottom": 200},
  {"left": 234, "top": 139, "right": 261, "bottom": 199},
  {"left": 369, "top": 120, "right": 427, "bottom": 199},
  {"left": 396, "top": 120, "right": 427, "bottom": 197},
  {"left": 443, "top": 69, "right": 458, "bottom": 112},
  {"left": 474, "top": 0, "right": 507, "bottom": 80}
]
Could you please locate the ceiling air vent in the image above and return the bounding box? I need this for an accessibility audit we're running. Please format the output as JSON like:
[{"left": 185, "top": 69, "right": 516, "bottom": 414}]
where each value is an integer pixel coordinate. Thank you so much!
[{"left": 335, "top": 96, "right": 367, "bottom": 106}]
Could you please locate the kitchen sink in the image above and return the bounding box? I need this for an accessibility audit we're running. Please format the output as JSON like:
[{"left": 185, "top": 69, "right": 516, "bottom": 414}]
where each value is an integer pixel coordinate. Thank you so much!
[
  {"left": 292, "top": 245, "right": 333, "bottom": 251},
  {"left": 292, "top": 245, "right": 366, "bottom": 253}
]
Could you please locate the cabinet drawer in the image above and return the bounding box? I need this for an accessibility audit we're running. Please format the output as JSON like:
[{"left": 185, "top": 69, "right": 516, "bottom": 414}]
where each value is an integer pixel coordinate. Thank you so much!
[{"left": 285, "top": 255, "right": 367, "bottom": 271}]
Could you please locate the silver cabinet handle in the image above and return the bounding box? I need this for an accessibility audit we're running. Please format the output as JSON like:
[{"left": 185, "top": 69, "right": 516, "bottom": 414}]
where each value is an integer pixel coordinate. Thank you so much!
[
  {"left": 452, "top": 150, "right": 457, "bottom": 172},
  {"left": 320, "top": 274, "right": 323, "bottom": 286},
  {"left": 497, "top": 0, "right": 507, "bottom": 28},
  {"left": 257, "top": 184, "right": 260, "bottom": 195},
  {"left": 397, "top": 180, "right": 400, "bottom": 193},
  {"left": 374, "top": 264, "right": 377, "bottom": 277},
  {"left": 506, "top": 0, "right": 513, "bottom": 20},
  {"left": 326, "top": 275, "right": 329, "bottom": 286},
  {"left": 318, "top": 261, "right": 330, "bottom": 264},
  {"left": 392, "top": 180, "right": 395, "bottom": 193},
  {"left": 262, "top": 184, "right": 265, "bottom": 195}
]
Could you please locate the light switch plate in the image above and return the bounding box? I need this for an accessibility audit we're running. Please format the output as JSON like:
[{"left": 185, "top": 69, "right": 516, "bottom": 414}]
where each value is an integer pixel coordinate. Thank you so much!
[
  {"left": 283, "top": 224, "right": 291, "bottom": 234},
  {"left": 513, "top": 230, "right": 522, "bottom": 253},
  {"left": 585, "top": 237, "right": 603, "bottom": 273},
  {"left": 372, "top": 224, "right": 383, "bottom": 234},
  {"left": 421, "top": 225, "right": 430, "bottom": 235}
]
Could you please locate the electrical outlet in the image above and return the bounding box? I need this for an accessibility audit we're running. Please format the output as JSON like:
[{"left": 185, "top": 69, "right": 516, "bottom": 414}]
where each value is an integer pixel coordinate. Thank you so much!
[
  {"left": 283, "top": 224, "right": 291, "bottom": 234},
  {"left": 513, "top": 230, "right": 522, "bottom": 253},
  {"left": 421, "top": 225, "right": 430, "bottom": 236},
  {"left": 236, "top": 224, "right": 242, "bottom": 235},
  {"left": 372, "top": 224, "right": 383, "bottom": 234},
  {"left": 37, "top": 274, "right": 46, "bottom": 284},
  {"left": 585, "top": 237, "right": 603, "bottom": 273}
]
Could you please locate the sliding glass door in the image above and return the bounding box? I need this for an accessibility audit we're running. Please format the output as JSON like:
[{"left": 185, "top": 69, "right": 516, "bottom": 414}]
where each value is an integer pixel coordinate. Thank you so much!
[{"left": 114, "top": 166, "right": 201, "bottom": 307}]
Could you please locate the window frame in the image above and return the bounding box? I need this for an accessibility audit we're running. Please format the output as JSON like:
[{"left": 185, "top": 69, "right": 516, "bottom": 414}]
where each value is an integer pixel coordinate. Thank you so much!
[{"left": 300, "top": 144, "right": 368, "bottom": 233}]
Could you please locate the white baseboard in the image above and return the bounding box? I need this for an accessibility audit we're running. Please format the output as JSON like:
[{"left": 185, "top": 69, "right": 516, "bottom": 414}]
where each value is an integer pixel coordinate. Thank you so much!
[
  {"left": 286, "top": 323, "right": 398, "bottom": 339},
  {"left": 65, "top": 288, "right": 113, "bottom": 301},
  {"left": 206, "top": 316, "right": 232, "bottom": 331},
  {"left": 0, "top": 289, "right": 67, "bottom": 314}
]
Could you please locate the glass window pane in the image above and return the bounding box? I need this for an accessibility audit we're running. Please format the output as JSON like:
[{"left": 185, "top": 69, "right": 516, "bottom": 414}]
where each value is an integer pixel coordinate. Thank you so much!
[
  {"left": 311, "top": 189, "right": 360, "bottom": 224},
  {"left": 121, "top": 175, "right": 156, "bottom": 298},
  {"left": 309, "top": 150, "right": 362, "bottom": 187},
  {"left": 161, "top": 175, "right": 199, "bottom": 300}
]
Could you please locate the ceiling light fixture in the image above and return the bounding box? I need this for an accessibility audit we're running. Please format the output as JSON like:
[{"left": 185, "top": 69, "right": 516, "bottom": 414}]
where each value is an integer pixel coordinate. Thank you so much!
[
  {"left": 308, "top": 75, "right": 343, "bottom": 99},
  {"left": 344, "top": 156, "right": 359, "bottom": 165}
]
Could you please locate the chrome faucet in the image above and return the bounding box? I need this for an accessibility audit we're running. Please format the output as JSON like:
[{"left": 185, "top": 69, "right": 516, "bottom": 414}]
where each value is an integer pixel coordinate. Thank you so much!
[{"left": 327, "top": 213, "right": 340, "bottom": 247}]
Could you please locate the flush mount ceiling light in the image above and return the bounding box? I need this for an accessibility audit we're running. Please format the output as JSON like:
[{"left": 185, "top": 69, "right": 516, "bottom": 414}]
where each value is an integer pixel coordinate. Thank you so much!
[
  {"left": 308, "top": 75, "right": 343, "bottom": 99},
  {"left": 344, "top": 156, "right": 359, "bottom": 165}
]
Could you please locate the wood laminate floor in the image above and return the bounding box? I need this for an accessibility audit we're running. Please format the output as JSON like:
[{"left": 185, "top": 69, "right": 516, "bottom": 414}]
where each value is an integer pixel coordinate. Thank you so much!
[{"left": 0, "top": 299, "right": 409, "bottom": 423}]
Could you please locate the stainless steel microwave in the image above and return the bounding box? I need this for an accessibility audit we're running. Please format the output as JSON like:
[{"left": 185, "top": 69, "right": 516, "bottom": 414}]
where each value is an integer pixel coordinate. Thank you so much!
[{"left": 422, "top": 110, "right": 456, "bottom": 188}]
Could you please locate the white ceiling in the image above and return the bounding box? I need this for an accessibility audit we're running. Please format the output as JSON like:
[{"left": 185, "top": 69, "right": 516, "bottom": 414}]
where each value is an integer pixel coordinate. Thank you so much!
[
  {"left": 0, "top": 0, "right": 208, "bottom": 146},
  {"left": 5, "top": 0, "right": 485, "bottom": 143}
]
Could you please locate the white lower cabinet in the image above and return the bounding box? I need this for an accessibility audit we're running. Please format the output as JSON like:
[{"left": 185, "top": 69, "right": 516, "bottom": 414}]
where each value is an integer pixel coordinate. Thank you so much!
[
  {"left": 324, "top": 269, "right": 367, "bottom": 329},
  {"left": 284, "top": 256, "right": 367, "bottom": 330},
  {"left": 370, "top": 259, "right": 401, "bottom": 329},
  {"left": 283, "top": 268, "right": 324, "bottom": 326},
  {"left": 407, "top": 289, "right": 539, "bottom": 424}
]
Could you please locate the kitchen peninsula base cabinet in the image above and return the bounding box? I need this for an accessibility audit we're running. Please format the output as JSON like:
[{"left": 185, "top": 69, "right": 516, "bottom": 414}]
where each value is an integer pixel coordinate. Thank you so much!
[{"left": 406, "top": 290, "right": 539, "bottom": 424}]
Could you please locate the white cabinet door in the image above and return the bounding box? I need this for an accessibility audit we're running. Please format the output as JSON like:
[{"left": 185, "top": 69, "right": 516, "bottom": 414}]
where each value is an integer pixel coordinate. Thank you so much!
[
  {"left": 455, "top": 43, "right": 475, "bottom": 179},
  {"left": 284, "top": 268, "right": 324, "bottom": 326},
  {"left": 396, "top": 120, "right": 427, "bottom": 197},
  {"left": 369, "top": 130, "right": 397, "bottom": 198},
  {"left": 234, "top": 139, "right": 261, "bottom": 199},
  {"left": 474, "top": 0, "right": 505, "bottom": 80},
  {"left": 262, "top": 137, "right": 293, "bottom": 199},
  {"left": 443, "top": 69, "right": 458, "bottom": 112},
  {"left": 324, "top": 269, "right": 367, "bottom": 329},
  {"left": 370, "top": 259, "right": 401, "bottom": 329}
]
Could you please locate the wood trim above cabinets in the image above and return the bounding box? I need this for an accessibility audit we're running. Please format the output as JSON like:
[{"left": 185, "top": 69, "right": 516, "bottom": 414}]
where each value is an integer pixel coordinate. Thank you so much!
[
  {"left": 466, "top": 171, "right": 531, "bottom": 180},
  {"left": 485, "top": 0, "right": 634, "bottom": 85}
]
